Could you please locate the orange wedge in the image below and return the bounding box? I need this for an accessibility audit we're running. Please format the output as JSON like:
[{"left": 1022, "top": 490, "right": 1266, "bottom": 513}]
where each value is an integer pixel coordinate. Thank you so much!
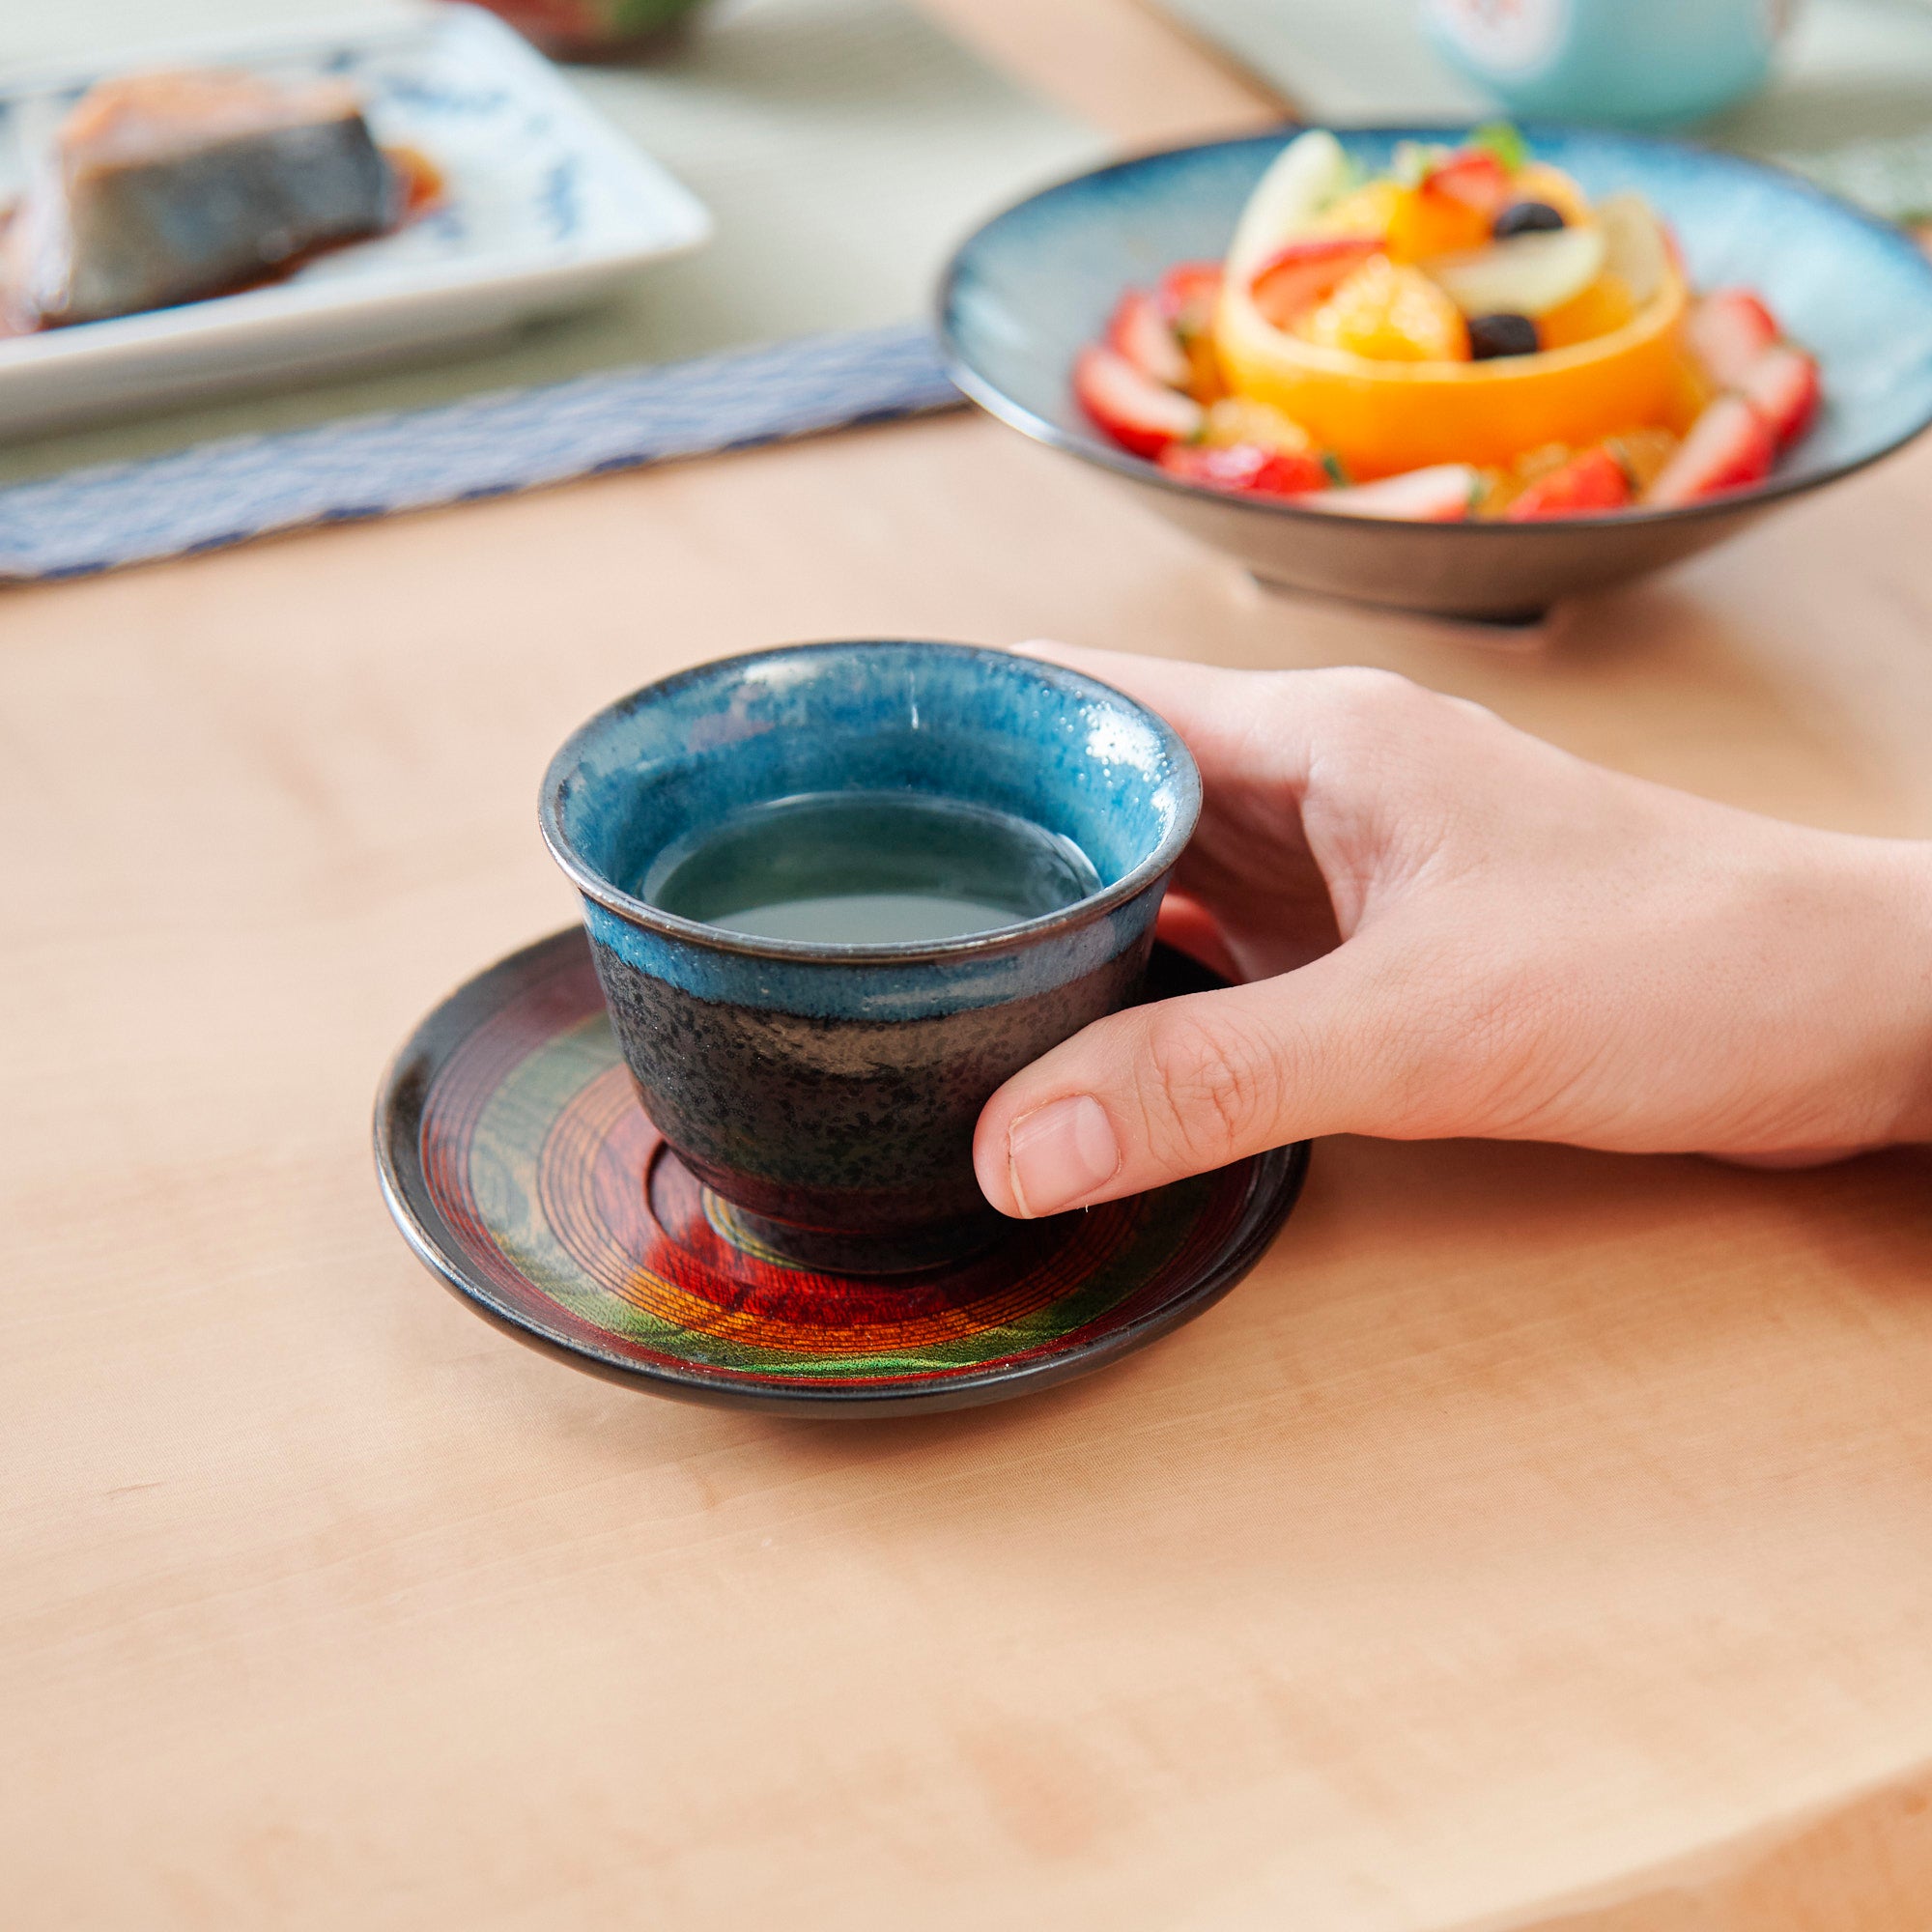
[{"left": 1214, "top": 255, "right": 1692, "bottom": 480}]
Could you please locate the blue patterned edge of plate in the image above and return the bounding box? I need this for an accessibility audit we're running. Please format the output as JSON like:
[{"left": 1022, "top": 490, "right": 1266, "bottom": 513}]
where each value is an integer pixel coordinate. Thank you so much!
[{"left": 0, "top": 321, "right": 962, "bottom": 583}]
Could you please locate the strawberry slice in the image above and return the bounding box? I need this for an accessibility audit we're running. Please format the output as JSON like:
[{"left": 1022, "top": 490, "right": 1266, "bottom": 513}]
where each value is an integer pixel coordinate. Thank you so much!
[
  {"left": 1106, "top": 288, "right": 1190, "bottom": 387},
  {"left": 1739, "top": 344, "right": 1820, "bottom": 447},
  {"left": 1424, "top": 147, "right": 1512, "bottom": 216},
  {"left": 1312, "top": 464, "right": 1478, "bottom": 521},
  {"left": 1686, "top": 289, "right": 1779, "bottom": 389},
  {"left": 1503, "top": 446, "right": 1632, "bottom": 520},
  {"left": 1157, "top": 261, "right": 1224, "bottom": 338},
  {"left": 1249, "top": 236, "right": 1381, "bottom": 329},
  {"left": 1073, "top": 345, "right": 1204, "bottom": 457},
  {"left": 1645, "top": 394, "right": 1776, "bottom": 505},
  {"left": 1158, "top": 440, "right": 1328, "bottom": 498}
]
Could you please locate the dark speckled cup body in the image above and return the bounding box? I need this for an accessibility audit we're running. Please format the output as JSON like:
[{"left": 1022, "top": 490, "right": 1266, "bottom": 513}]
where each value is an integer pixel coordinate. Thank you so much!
[{"left": 539, "top": 640, "right": 1201, "bottom": 1272}]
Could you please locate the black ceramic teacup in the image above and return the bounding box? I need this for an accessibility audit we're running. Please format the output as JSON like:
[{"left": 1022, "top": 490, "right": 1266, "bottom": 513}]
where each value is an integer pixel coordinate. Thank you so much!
[{"left": 539, "top": 639, "right": 1200, "bottom": 1272}]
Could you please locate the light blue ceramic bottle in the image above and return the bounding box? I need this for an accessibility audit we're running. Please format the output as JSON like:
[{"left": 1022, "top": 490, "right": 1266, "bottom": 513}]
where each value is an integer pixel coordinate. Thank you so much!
[{"left": 1423, "top": 0, "right": 1796, "bottom": 128}]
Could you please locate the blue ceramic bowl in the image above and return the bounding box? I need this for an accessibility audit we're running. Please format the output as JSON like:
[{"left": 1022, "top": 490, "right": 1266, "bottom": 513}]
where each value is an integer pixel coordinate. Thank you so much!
[
  {"left": 939, "top": 126, "right": 1932, "bottom": 621},
  {"left": 538, "top": 640, "right": 1201, "bottom": 1272}
]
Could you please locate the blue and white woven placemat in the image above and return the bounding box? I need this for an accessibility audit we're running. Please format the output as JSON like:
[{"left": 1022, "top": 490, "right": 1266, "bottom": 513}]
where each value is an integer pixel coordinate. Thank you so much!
[{"left": 0, "top": 321, "right": 963, "bottom": 582}]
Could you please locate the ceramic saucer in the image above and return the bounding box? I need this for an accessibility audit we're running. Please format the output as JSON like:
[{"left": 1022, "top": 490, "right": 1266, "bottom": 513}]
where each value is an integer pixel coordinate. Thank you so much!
[{"left": 374, "top": 928, "right": 1309, "bottom": 1416}]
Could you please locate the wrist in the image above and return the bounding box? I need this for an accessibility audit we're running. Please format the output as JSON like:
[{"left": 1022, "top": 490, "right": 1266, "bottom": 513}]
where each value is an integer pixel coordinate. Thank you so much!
[
  {"left": 1868, "top": 838, "right": 1932, "bottom": 1146},
  {"left": 1708, "top": 825, "right": 1932, "bottom": 1160}
]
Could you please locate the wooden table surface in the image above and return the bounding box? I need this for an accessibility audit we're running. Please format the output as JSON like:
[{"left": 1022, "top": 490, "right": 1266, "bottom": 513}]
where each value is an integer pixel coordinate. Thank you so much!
[{"left": 9, "top": 6, "right": 1932, "bottom": 1928}]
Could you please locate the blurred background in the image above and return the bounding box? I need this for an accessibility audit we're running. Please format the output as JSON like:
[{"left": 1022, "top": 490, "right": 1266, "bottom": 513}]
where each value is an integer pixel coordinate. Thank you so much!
[
  {"left": 5, "top": 0, "right": 1931, "bottom": 532},
  {"left": 0, "top": 0, "right": 1110, "bottom": 484}
]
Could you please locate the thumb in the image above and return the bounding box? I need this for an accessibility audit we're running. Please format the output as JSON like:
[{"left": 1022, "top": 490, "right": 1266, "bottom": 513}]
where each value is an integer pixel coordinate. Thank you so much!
[{"left": 974, "top": 952, "right": 1400, "bottom": 1217}]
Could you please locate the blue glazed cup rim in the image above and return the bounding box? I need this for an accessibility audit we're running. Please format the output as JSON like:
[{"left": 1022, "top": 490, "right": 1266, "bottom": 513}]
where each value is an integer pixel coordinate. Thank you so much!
[
  {"left": 537, "top": 639, "right": 1204, "bottom": 964},
  {"left": 935, "top": 121, "right": 1932, "bottom": 533}
]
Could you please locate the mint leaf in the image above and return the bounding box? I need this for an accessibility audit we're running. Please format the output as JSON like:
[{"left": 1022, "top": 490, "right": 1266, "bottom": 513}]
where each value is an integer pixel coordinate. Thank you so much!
[{"left": 1470, "top": 122, "right": 1529, "bottom": 173}]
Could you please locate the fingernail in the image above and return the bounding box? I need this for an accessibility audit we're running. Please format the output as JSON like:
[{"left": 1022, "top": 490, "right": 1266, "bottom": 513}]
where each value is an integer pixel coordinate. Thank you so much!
[{"left": 1008, "top": 1095, "right": 1121, "bottom": 1218}]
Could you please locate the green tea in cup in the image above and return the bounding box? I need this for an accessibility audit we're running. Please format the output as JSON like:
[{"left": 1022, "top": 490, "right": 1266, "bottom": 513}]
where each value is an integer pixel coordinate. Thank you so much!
[{"left": 641, "top": 789, "right": 1101, "bottom": 945}]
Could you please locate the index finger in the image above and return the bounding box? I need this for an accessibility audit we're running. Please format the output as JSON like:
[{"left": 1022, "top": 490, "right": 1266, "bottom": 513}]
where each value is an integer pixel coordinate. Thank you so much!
[{"left": 1009, "top": 639, "right": 1307, "bottom": 790}]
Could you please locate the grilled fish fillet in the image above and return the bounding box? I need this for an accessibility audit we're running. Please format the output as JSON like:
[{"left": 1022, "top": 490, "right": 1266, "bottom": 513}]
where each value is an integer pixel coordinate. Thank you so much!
[{"left": 6, "top": 68, "right": 399, "bottom": 327}]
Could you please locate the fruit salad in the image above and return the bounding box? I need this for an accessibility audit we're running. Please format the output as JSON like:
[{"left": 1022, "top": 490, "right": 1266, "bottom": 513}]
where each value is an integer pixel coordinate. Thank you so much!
[{"left": 1074, "top": 127, "right": 1820, "bottom": 521}]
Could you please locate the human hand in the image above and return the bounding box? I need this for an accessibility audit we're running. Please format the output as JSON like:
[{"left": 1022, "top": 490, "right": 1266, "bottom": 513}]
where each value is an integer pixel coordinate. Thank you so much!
[{"left": 974, "top": 646, "right": 1932, "bottom": 1218}]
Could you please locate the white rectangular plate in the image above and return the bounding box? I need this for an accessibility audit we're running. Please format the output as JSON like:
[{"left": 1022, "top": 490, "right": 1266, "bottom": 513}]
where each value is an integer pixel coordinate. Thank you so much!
[{"left": 0, "top": 3, "right": 712, "bottom": 436}]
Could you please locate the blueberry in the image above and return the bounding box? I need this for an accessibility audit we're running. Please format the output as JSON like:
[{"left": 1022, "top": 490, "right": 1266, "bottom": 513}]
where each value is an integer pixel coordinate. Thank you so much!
[
  {"left": 1467, "top": 312, "right": 1540, "bottom": 360},
  {"left": 1492, "top": 199, "right": 1567, "bottom": 239}
]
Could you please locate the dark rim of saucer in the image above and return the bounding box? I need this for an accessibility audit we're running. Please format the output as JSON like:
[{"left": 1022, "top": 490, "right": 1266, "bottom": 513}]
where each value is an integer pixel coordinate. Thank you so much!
[{"left": 537, "top": 639, "right": 1204, "bottom": 965}]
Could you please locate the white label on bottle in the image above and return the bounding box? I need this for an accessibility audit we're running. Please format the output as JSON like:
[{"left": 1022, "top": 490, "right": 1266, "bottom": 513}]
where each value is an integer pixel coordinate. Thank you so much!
[{"left": 1425, "top": 0, "right": 1572, "bottom": 76}]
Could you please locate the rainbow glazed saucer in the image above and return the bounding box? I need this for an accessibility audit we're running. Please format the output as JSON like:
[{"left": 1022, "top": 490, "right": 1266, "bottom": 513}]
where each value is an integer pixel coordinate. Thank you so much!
[{"left": 373, "top": 928, "right": 1309, "bottom": 1416}]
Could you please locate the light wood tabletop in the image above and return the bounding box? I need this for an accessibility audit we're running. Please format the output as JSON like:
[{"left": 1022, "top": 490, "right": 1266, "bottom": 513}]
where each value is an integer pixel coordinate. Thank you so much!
[{"left": 8, "top": 5, "right": 1932, "bottom": 1928}]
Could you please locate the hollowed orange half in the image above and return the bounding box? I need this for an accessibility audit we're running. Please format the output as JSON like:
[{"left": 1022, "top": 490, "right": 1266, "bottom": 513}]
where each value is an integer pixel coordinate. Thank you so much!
[{"left": 1213, "top": 262, "right": 1694, "bottom": 480}]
